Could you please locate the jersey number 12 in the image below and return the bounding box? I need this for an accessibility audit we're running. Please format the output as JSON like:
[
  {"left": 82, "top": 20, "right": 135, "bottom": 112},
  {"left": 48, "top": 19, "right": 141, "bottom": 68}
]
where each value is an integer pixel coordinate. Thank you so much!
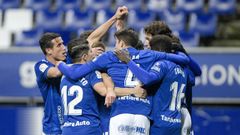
[{"left": 61, "top": 85, "right": 83, "bottom": 115}]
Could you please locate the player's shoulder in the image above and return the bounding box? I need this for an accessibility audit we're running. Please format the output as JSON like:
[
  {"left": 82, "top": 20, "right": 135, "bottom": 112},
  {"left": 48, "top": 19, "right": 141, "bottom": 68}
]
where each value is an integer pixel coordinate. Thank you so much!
[{"left": 34, "top": 59, "right": 51, "bottom": 73}]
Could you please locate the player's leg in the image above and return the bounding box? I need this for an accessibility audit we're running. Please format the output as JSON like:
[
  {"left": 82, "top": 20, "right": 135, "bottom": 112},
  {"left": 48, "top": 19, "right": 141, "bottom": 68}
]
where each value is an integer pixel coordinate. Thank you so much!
[
  {"left": 109, "top": 113, "right": 134, "bottom": 135},
  {"left": 134, "top": 114, "right": 150, "bottom": 135},
  {"left": 181, "top": 107, "right": 192, "bottom": 135}
]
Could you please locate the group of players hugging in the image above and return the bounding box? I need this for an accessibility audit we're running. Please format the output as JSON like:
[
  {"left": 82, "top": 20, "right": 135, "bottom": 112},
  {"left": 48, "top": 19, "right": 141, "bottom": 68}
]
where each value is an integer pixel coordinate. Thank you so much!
[{"left": 35, "top": 6, "right": 201, "bottom": 135}]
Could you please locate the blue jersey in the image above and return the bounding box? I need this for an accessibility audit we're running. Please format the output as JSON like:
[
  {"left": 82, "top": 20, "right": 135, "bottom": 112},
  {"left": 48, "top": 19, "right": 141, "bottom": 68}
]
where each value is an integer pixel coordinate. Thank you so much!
[
  {"left": 91, "top": 47, "right": 171, "bottom": 117},
  {"left": 34, "top": 59, "right": 63, "bottom": 134},
  {"left": 60, "top": 64, "right": 103, "bottom": 135},
  {"left": 148, "top": 60, "right": 187, "bottom": 135},
  {"left": 57, "top": 47, "right": 189, "bottom": 118}
]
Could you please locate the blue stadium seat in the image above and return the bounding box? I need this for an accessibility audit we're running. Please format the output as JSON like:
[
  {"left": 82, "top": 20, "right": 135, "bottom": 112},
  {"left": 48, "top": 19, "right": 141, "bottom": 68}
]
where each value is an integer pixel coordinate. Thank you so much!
[
  {"left": 161, "top": 9, "right": 186, "bottom": 32},
  {"left": 23, "top": 0, "right": 51, "bottom": 11},
  {"left": 43, "top": 28, "right": 73, "bottom": 44},
  {"left": 147, "top": 0, "right": 170, "bottom": 13},
  {"left": 65, "top": 8, "right": 94, "bottom": 30},
  {"left": 128, "top": 9, "right": 155, "bottom": 31},
  {"left": 35, "top": 9, "right": 64, "bottom": 29},
  {"left": 0, "top": 0, "right": 21, "bottom": 9},
  {"left": 85, "top": 0, "right": 112, "bottom": 11},
  {"left": 15, "top": 29, "right": 43, "bottom": 47},
  {"left": 189, "top": 11, "right": 217, "bottom": 36},
  {"left": 116, "top": 0, "right": 142, "bottom": 10},
  {"left": 176, "top": 0, "right": 204, "bottom": 13},
  {"left": 209, "top": 0, "right": 236, "bottom": 14},
  {"left": 55, "top": 0, "right": 82, "bottom": 11},
  {"left": 177, "top": 30, "right": 200, "bottom": 47},
  {"left": 96, "top": 8, "right": 115, "bottom": 26}
]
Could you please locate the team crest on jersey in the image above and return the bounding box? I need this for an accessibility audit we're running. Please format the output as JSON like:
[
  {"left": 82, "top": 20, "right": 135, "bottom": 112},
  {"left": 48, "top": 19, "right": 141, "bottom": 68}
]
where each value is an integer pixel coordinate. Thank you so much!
[{"left": 39, "top": 63, "right": 48, "bottom": 73}]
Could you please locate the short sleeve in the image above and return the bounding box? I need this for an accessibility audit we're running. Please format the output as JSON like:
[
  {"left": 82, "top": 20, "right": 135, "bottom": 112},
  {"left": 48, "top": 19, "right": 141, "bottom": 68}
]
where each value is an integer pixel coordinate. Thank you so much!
[
  {"left": 88, "top": 71, "right": 103, "bottom": 86},
  {"left": 34, "top": 61, "right": 51, "bottom": 81}
]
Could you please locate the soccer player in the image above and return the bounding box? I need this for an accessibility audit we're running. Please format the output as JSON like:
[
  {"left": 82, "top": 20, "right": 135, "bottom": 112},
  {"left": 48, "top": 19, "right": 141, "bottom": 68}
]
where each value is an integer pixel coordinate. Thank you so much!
[
  {"left": 61, "top": 40, "right": 147, "bottom": 135},
  {"left": 115, "top": 35, "right": 188, "bottom": 135},
  {"left": 57, "top": 29, "right": 189, "bottom": 135},
  {"left": 143, "top": 21, "right": 201, "bottom": 134},
  {"left": 34, "top": 32, "right": 66, "bottom": 135}
]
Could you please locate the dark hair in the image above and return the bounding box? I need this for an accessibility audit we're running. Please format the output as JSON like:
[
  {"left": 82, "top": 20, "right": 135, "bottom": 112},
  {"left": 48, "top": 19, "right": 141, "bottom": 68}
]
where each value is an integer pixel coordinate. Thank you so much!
[
  {"left": 78, "top": 30, "right": 94, "bottom": 44},
  {"left": 150, "top": 35, "right": 174, "bottom": 53},
  {"left": 39, "top": 32, "right": 60, "bottom": 55},
  {"left": 144, "top": 21, "right": 172, "bottom": 37},
  {"left": 135, "top": 40, "right": 144, "bottom": 50},
  {"left": 69, "top": 42, "right": 90, "bottom": 63},
  {"left": 69, "top": 36, "right": 91, "bottom": 52},
  {"left": 92, "top": 41, "right": 106, "bottom": 51},
  {"left": 114, "top": 28, "right": 139, "bottom": 47}
]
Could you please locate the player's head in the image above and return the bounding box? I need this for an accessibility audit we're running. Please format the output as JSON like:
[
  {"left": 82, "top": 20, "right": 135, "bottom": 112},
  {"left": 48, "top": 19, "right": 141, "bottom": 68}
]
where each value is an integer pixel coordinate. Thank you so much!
[
  {"left": 150, "top": 35, "right": 175, "bottom": 53},
  {"left": 79, "top": 30, "right": 93, "bottom": 42},
  {"left": 135, "top": 40, "right": 144, "bottom": 50},
  {"left": 144, "top": 21, "right": 172, "bottom": 49},
  {"left": 39, "top": 32, "right": 66, "bottom": 61},
  {"left": 114, "top": 28, "right": 138, "bottom": 50},
  {"left": 169, "top": 34, "right": 189, "bottom": 56},
  {"left": 67, "top": 39, "right": 93, "bottom": 63},
  {"left": 91, "top": 41, "right": 106, "bottom": 57}
]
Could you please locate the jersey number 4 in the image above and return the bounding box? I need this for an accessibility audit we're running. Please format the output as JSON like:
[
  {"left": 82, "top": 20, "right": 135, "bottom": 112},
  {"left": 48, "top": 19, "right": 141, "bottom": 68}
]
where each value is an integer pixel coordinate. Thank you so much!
[
  {"left": 61, "top": 85, "right": 83, "bottom": 115},
  {"left": 124, "top": 64, "right": 141, "bottom": 87},
  {"left": 169, "top": 81, "right": 185, "bottom": 111}
]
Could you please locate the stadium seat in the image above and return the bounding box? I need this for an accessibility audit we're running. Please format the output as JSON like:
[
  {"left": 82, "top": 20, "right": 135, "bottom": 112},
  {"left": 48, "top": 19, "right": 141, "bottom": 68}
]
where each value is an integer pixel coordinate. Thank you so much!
[
  {"left": 147, "top": 0, "right": 170, "bottom": 13},
  {"left": 3, "top": 9, "right": 33, "bottom": 32},
  {"left": 85, "top": 0, "right": 112, "bottom": 11},
  {"left": 96, "top": 9, "right": 115, "bottom": 26},
  {"left": 43, "top": 28, "right": 74, "bottom": 44},
  {"left": 0, "top": 30, "right": 12, "bottom": 49},
  {"left": 176, "top": 0, "right": 204, "bottom": 13},
  {"left": 0, "top": 0, "right": 21, "bottom": 9},
  {"left": 189, "top": 11, "right": 218, "bottom": 36},
  {"left": 116, "top": 0, "right": 142, "bottom": 10},
  {"left": 128, "top": 9, "right": 155, "bottom": 31},
  {"left": 209, "top": 0, "right": 236, "bottom": 14},
  {"left": 161, "top": 9, "right": 186, "bottom": 32},
  {"left": 55, "top": 0, "right": 82, "bottom": 11},
  {"left": 15, "top": 29, "right": 43, "bottom": 47},
  {"left": 23, "top": 0, "right": 51, "bottom": 11},
  {"left": 35, "top": 9, "right": 63, "bottom": 29},
  {"left": 176, "top": 30, "right": 200, "bottom": 47},
  {"left": 65, "top": 8, "right": 94, "bottom": 30}
]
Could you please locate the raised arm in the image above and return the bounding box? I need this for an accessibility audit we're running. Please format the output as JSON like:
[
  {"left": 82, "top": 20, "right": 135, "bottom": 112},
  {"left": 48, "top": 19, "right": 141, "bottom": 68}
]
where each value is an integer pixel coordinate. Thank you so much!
[{"left": 87, "top": 6, "right": 128, "bottom": 46}]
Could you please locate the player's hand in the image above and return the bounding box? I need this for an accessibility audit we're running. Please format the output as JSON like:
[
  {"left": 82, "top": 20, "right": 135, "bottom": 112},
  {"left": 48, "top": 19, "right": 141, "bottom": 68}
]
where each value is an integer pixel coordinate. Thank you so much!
[
  {"left": 115, "top": 6, "right": 128, "bottom": 20},
  {"left": 114, "top": 49, "right": 131, "bottom": 63},
  {"left": 105, "top": 90, "right": 116, "bottom": 108},
  {"left": 133, "top": 85, "right": 147, "bottom": 99}
]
